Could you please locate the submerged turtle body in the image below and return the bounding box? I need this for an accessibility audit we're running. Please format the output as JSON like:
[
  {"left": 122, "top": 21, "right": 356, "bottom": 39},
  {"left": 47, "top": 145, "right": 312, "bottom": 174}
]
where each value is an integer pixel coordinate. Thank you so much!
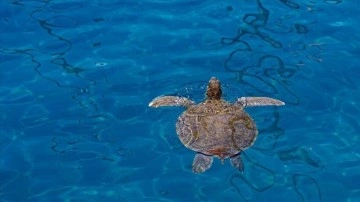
[
  {"left": 149, "top": 77, "right": 285, "bottom": 174},
  {"left": 176, "top": 100, "right": 257, "bottom": 160}
]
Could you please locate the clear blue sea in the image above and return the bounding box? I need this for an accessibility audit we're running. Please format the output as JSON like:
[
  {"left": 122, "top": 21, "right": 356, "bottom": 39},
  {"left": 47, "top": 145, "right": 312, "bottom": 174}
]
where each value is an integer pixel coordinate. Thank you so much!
[{"left": 0, "top": 0, "right": 359, "bottom": 201}]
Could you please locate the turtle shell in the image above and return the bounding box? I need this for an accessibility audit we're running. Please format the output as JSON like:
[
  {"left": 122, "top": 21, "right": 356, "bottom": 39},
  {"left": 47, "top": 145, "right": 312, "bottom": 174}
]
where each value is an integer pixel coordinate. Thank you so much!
[{"left": 176, "top": 100, "right": 257, "bottom": 159}]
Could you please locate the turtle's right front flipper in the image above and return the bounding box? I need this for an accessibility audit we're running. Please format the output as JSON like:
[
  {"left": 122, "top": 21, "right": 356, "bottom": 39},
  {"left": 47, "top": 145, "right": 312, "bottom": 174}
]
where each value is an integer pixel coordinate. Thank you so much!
[
  {"left": 149, "top": 96, "right": 194, "bottom": 108},
  {"left": 236, "top": 97, "right": 285, "bottom": 107}
]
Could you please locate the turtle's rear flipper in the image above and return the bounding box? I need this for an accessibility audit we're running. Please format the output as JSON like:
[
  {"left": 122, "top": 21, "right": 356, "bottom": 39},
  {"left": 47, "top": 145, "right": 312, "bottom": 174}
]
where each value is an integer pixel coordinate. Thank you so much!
[
  {"left": 149, "top": 96, "right": 194, "bottom": 108},
  {"left": 192, "top": 153, "right": 213, "bottom": 174},
  {"left": 236, "top": 97, "right": 285, "bottom": 107},
  {"left": 230, "top": 154, "right": 244, "bottom": 172}
]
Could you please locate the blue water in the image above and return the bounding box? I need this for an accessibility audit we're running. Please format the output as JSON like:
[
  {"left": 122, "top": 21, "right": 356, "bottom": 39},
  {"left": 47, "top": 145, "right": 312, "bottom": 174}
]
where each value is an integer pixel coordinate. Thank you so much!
[{"left": 0, "top": 0, "right": 359, "bottom": 201}]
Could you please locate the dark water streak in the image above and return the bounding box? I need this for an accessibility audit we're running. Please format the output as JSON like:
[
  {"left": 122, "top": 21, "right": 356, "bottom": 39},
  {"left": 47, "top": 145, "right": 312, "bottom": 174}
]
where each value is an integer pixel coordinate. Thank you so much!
[{"left": 5, "top": 1, "right": 113, "bottom": 160}]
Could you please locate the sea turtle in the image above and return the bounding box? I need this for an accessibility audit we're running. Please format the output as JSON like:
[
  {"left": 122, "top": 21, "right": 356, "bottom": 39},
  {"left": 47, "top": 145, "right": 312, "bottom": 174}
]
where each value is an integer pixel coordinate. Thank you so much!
[{"left": 149, "top": 77, "right": 284, "bottom": 174}]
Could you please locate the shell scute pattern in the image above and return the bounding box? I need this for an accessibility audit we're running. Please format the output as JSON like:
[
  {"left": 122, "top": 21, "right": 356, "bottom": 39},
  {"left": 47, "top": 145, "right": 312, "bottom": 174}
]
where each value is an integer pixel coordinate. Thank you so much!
[{"left": 176, "top": 100, "right": 257, "bottom": 158}]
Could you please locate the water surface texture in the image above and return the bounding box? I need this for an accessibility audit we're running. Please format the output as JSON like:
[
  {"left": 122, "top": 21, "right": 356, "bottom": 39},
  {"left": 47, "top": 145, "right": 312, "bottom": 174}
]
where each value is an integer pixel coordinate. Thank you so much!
[{"left": 1, "top": 0, "right": 359, "bottom": 201}]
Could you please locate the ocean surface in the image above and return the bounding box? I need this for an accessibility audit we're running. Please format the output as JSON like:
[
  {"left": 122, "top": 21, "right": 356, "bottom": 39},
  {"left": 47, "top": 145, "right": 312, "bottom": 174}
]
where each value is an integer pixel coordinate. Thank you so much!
[{"left": 0, "top": 0, "right": 359, "bottom": 201}]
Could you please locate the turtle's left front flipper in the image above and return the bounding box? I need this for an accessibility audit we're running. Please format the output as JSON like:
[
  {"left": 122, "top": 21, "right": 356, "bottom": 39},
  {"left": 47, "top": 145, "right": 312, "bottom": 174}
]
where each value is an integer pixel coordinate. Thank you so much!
[
  {"left": 149, "top": 96, "right": 195, "bottom": 108},
  {"left": 236, "top": 97, "right": 285, "bottom": 108}
]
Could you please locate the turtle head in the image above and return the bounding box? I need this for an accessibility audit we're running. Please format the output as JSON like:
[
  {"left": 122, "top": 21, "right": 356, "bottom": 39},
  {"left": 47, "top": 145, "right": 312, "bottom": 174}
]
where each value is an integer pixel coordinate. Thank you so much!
[{"left": 206, "top": 77, "right": 222, "bottom": 100}]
